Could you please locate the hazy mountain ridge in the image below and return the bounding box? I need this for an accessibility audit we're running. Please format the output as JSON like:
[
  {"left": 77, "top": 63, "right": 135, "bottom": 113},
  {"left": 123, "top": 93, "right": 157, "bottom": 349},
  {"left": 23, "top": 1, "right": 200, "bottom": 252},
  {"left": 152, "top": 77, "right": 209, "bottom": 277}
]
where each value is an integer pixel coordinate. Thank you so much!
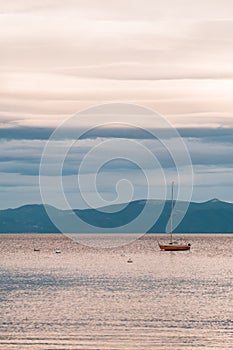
[{"left": 0, "top": 199, "right": 233, "bottom": 233}]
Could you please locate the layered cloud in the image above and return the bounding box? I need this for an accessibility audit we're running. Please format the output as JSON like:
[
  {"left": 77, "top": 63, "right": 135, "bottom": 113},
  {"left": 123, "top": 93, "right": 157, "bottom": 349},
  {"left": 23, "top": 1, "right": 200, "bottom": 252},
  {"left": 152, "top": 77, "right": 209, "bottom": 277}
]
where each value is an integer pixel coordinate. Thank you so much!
[
  {"left": 0, "top": 0, "right": 233, "bottom": 208},
  {"left": 1, "top": 1, "right": 233, "bottom": 126},
  {"left": 0, "top": 127, "right": 233, "bottom": 208}
]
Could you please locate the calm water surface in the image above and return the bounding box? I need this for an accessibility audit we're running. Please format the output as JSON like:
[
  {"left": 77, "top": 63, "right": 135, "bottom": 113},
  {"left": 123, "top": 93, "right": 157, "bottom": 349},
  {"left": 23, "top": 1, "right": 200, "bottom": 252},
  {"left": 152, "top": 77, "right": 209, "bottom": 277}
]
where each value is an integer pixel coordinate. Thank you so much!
[{"left": 0, "top": 234, "right": 233, "bottom": 349}]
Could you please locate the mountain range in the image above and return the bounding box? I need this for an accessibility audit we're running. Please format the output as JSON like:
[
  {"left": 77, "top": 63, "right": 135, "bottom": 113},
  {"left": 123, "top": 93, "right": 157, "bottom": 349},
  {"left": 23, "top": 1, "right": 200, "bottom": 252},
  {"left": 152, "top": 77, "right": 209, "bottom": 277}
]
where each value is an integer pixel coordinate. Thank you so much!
[{"left": 0, "top": 198, "right": 233, "bottom": 233}]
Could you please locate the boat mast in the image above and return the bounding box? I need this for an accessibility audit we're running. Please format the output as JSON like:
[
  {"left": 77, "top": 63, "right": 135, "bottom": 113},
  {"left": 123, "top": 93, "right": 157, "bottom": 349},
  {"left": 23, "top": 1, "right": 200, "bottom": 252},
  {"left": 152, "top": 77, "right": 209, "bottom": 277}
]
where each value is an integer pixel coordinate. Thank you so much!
[{"left": 170, "top": 181, "right": 174, "bottom": 243}]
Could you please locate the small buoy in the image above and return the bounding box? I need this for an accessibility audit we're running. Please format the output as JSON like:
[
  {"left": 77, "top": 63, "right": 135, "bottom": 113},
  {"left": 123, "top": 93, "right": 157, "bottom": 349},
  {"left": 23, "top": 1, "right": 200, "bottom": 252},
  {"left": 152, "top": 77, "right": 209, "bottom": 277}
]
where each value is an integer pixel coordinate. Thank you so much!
[
  {"left": 55, "top": 249, "right": 61, "bottom": 254},
  {"left": 127, "top": 258, "right": 133, "bottom": 263}
]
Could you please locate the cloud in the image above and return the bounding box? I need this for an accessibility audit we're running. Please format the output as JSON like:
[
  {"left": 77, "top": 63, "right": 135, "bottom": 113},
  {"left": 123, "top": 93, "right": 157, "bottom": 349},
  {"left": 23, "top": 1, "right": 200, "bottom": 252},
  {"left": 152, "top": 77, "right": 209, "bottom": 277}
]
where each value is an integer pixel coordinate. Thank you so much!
[
  {"left": 1, "top": 127, "right": 233, "bottom": 179},
  {"left": 1, "top": 133, "right": 233, "bottom": 209},
  {"left": 179, "top": 128, "right": 233, "bottom": 144},
  {"left": 0, "top": 1, "right": 233, "bottom": 207},
  {"left": 0, "top": 126, "right": 53, "bottom": 140},
  {"left": 1, "top": 124, "right": 233, "bottom": 143},
  {"left": 56, "top": 64, "right": 233, "bottom": 81},
  {"left": 1, "top": 3, "right": 233, "bottom": 120}
]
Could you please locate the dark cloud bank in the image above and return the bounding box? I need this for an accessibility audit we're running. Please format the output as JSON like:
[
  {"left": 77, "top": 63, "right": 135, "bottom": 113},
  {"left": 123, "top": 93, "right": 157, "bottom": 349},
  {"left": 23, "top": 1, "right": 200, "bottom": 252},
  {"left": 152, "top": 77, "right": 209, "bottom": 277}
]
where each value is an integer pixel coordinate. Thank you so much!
[{"left": 1, "top": 125, "right": 233, "bottom": 143}]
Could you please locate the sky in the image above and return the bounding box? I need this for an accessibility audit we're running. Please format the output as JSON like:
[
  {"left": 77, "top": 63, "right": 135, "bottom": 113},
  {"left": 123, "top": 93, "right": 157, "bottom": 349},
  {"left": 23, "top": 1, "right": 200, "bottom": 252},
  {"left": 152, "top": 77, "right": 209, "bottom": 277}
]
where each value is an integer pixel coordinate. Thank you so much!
[{"left": 0, "top": 0, "right": 233, "bottom": 210}]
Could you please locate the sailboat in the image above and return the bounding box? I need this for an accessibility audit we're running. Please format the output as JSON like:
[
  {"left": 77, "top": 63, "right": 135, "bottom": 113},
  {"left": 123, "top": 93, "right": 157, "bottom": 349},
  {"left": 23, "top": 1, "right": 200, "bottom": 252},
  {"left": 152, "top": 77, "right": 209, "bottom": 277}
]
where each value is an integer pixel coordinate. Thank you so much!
[{"left": 159, "top": 182, "right": 191, "bottom": 251}]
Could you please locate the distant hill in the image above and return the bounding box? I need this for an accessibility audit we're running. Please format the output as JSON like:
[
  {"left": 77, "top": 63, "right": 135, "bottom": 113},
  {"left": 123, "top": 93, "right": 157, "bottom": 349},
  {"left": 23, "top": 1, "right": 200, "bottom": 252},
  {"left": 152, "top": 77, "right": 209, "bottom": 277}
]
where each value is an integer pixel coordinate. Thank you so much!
[{"left": 0, "top": 199, "right": 233, "bottom": 233}]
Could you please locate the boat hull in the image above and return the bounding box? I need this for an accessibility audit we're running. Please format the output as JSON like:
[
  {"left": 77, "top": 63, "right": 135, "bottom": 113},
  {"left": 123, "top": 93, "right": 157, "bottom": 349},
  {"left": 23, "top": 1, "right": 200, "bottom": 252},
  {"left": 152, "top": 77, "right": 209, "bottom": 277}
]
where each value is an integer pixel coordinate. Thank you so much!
[{"left": 159, "top": 244, "right": 191, "bottom": 251}]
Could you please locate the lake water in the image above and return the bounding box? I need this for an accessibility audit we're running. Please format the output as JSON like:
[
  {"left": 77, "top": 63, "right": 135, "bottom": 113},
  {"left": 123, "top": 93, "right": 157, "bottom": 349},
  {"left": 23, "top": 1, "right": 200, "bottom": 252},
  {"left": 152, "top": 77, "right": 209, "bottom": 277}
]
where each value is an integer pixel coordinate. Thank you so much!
[{"left": 0, "top": 234, "right": 233, "bottom": 349}]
